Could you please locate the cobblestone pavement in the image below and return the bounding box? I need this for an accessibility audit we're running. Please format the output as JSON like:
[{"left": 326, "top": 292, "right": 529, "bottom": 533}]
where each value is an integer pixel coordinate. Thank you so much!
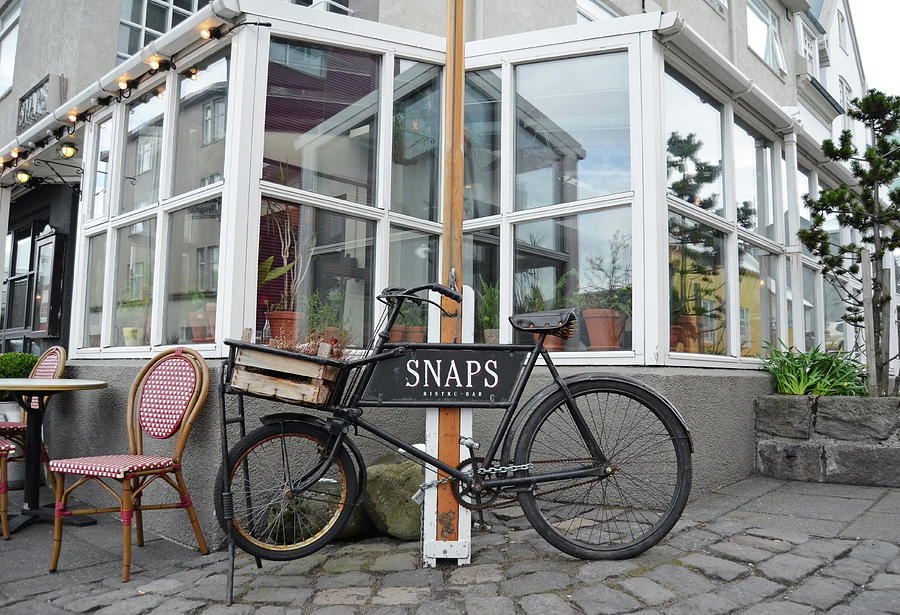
[{"left": 1, "top": 477, "right": 899, "bottom": 614}]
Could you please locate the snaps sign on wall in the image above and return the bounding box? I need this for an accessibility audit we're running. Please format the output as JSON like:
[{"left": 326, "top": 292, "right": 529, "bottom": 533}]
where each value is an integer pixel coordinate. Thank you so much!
[{"left": 361, "top": 347, "right": 526, "bottom": 406}]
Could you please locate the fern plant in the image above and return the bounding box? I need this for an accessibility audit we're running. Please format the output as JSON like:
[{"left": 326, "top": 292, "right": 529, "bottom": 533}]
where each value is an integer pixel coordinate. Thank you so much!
[{"left": 760, "top": 342, "right": 867, "bottom": 396}]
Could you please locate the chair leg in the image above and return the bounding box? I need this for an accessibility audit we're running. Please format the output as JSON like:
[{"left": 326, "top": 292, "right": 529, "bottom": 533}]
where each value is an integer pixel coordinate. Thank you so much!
[
  {"left": 1, "top": 453, "right": 9, "bottom": 539},
  {"left": 121, "top": 480, "right": 133, "bottom": 582},
  {"left": 41, "top": 443, "right": 56, "bottom": 489},
  {"left": 132, "top": 479, "right": 144, "bottom": 547},
  {"left": 174, "top": 470, "right": 208, "bottom": 554},
  {"left": 49, "top": 473, "right": 66, "bottom": 570}
]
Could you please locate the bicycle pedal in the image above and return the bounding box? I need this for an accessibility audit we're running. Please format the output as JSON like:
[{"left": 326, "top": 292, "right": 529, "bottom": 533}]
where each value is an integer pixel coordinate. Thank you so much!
[
  {"left": 473, "top": 522, "right": 492, "bottom": 531},
  {"left": 459, "top": 437, "right": 480, "bottom": 450}
]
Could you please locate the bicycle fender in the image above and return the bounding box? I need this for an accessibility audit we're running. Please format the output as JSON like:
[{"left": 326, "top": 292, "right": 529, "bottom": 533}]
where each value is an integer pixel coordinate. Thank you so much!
[
  {"left": 501, "top": 373, "right": 694, "bottom": 459},
  {"left": 258, "top": 412, "right": 368, "bottom": 507}
]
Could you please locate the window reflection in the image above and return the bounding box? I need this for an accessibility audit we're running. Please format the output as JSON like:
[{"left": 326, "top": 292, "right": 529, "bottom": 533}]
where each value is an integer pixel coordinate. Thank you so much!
[
  {"left": 734, "top": 120, "right": 774, "bottom": 239},
  {"left": 738, "top": 241, "right": 777, "bottom": 357},
  {"left": 391, "top": 60, "right": 442, "bottom": 221},
  {"left": 174, "top": 51, "right": 230, "bottom": 195},
  {"left": 122, "top": 93, "right": 165, "bottom": 213},
  {"left": 464, "top": 69, "right": 501, "bottom": 219},
  {"left": 665, "top": 70, "right": 723, "bottom": 216},
  {"left": 113, "top": 220, "right": 156, "bottom": 346},
  {"left": 515, "top": 53, "right": 630, "bottom": 210},
  {"left": 389, "top": 226, "right": 438, "bottom": 341},
  {"left": 514, "top": 207, "right": 632, "bottom": 351},
  {"left": 669, "top": 213, "right": 726, "bottom": 354},
  {"left": 83, "top": 234, "right": 106, "bottom": 348},
  {"left": 92, "top": 119, "right": 111, "bottom": 219},
  {"left": 803, "top": 266, "right": 817, "bottom": 350},
  {"left": 263, "top": 39, "right": 379, "bottom": 207},
  {"left": 463, "top": 228, "right": 500, "bottom": 343},
  {"left": 165, "top": 199, "right": 221, "bottom": 344}
]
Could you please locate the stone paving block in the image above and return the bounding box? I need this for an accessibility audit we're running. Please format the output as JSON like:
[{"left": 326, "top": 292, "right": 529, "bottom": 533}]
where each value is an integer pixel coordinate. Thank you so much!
[
  {"left": 681, "top": 493, "right": 745, "bottom": 522},
  {"left": 662, "top": 592, "right": 739, "bottom": 615},
  {"left": 872, "top": 490, "right": 900, "bottom": 513},
  {"left": 731, "top": 534, "right": 792, "bottom": 553},
  {"left": 575, "top": 560, "right": 638, "bottom": 583},
  {"left": 321, "top": 557, "right": 371, "bottom": 574},
  {"left": 492, "top": 505, "right": 525, "bottom": 520},
  {"left": 819, "top": 557, "right": 881, "bottom": 585},
  {"left": 518, "top": 593, "right": 577, "bottom": 615},
  {"left": 135, "top": 578, "right": 186, "bottom": 595},
  {"left": 251, "top": 574, "right": 313, "bottom": 588},
  {"left": 815, "top": 396, "right": 899, "bottom": 441},
  {"left": 665, "top": 529, "right": 721, "bottom": 551},
  {"left": 505, "top": 559, "right": 556, "bottom": 577},
  {"left": 382, "top": 569, "right": 445, "bottom": 588},
  {"left": 647, "top": 564, "right": 717, "bottom": 596},
  {"left": 681, "top": 553, "right": 750, "bottom": 581},
  {"left": 439, "top": 583, "right": 499, "bottom": 599},
  {"left": 471, "top": 549, "right": 504, "bottom": 564},
  {"left": 463, "top": 596, "right": 516, "bottom": 615},
  {"left": 370, "top": 554, "right": 419, "bottom": 572},
  {"left": 791, "top": 538, "right": 855, "bottom": 562},
  {"left": 704, "top": 520, "right": 744, "bottom": 536},
  {"left": 242, "top": 587, "right": 313, "bottom": 605},
  {"left": 785, "top": 575, "right": 855, "bottom": 609},
  {"left": 723, "top": 511, "right": 844, "bottom": 538},
  {"left": 708, "top": 540, "right": 772, "bottom": 564},
  {"left": 615, "top": 577, "right": 677, "bottom": 606},
  {"left": 869, "top": 573, "right": 900, "bottom": 590},
  {"left": 94, "top": 593, "right": 166, "bottom": 615},
  {"left": 316, "top": 571, "right": 374, "bottom": 589},
  {"left": 144, "top": 597, "right": 208, "bottom": 615},
  {"left": 670, "top": 518, "right": 699, "bottom": 534},
  {"left": 756, "top": 395, "right": 813, "bottom": 438},
  {"left": 842, "top": 512, "right": 900, "bottom": 543},
  {"left": 67, "top": 587, "right": 138, "bottom": 612},
  {"left": 742, "top": 492, "right": 871, "bottom": 523},
  {"left": 499, "top": 571, "right": 571, "bottom": 597},
  {"left": 777, "top": 481, "right": 887, "bottom": 500},
  {"left": 2, "top": 600, "right": 77, "bottom": 615},
  {"left": 372, "top": 587, "right": 433, "bottom": 605},
  {"left": 757, "top": 553, "right": 822, "bottom": 584},
  {"left": 746, "top": 527, "right": 810, "bottom": 544},
  {"left": 413, "top": 599, "right": 464, "bottom": 615},
  {"left": 847, "top": 589, "right": 900, "bottom": 614},
  {"left": 849, "top": 539, "right": 900, "bottom": 564},
  {"left": 312, "top": 587, "right": 372, "bottom": 606},
  {"left": 275, "top": 553, "right": 327, "bottom": 575},
  {"left": 369, "top": 607, "right": 410, "bottom": 615},
  {"left": 756, "top": 440, "right": 823, "bottom": 482},
  {"left": 571, "top": 584, "right": 641, "bottom": 614},
  {"left": 889, "top": 558, "right": 900, "bottom": 574},
  {"left": 712, "top": 477, "right": 784, "bottom": 499},
  {"left": 628, "top": 545, "right": 685, "bottom": 569},
  {"left": 332, "top": 540, "right": 395, "bottom": 556},
  {"left": 714, "top": 576, "right": 785, "bottom": 608},
  {"left": 740, "top": 603, "right": 815, "bottom": 615},
  {"left": 448, "top": 563, "right": 503, "bottom": 585},
  {"left": 826, "top": 445, "right": 900, "bottom": 487}
]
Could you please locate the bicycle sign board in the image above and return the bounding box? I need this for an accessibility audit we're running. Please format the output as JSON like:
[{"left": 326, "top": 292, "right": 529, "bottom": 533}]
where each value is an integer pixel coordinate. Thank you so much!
[{"left": 360, "top": 346, "right": 529, "bottom": 405}]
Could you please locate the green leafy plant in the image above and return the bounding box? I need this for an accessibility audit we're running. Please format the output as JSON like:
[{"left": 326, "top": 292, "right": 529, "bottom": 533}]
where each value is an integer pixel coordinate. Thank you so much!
[
  {"left": 0, "top": 352, "right": 39, "bottom": 402},
  {"left": 477, "top": 276, "right": 499, "bottom": 331},
  {"left": 398, "top": 301, "right": 427, "bottom": 327},
  {"left": 760, "top": 342, "right": 867, "bottom": 396},
  {"left": 578, "top": 231, "right": 633, "bottom": 314},
  {"left": 306, "top": 289, "right": 348, "bottom": 334}
]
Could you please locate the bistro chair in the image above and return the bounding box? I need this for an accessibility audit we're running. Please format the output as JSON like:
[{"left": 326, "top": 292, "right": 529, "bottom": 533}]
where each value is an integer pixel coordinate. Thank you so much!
[
  {"left": 49, "top": 347, "right": 210, "bottom": 582},
  {"left": 0, "top": 346, "right": 67, "bottom": 488},
  {"left": 1, "top": 435, "right": 14, "bottom": 539}
]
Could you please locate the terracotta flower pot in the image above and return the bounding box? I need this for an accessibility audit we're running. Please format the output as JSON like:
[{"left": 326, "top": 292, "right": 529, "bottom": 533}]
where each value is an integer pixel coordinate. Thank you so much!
[
  {"left": 484, "top": 328, "right": 499, "bottom": 344},
  {"left": 675, "top": 314, "right": 702, "bottom": 353},
  {"left": 389, "top": 325, "right": 406, "bottom": 342},
  {"left": 405, "top": 326, "right": 427, "bottom": 343},
  {"left": 267, "top": 311, "right": 303, "bottom": 341},
  {"left": 582, "top": 308, "right": 627, "bottom": 350},
  {"left": 534, "top": 332, "right": 567, "bottom": 351}
]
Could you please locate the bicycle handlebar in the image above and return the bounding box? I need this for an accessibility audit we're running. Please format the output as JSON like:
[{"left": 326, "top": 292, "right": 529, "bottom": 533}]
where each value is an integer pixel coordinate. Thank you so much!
[{"left": 380, "top": 283, "right": 462, "bottom": 304}]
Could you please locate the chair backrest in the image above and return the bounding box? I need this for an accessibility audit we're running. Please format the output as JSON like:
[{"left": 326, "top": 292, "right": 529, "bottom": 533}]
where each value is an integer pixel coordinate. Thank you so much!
[
  {"left": 21, "top": 346, "right": 67, "bottom": 418},
  {"left": 126, "top": 347, "right": 209, "bottom": 463}
]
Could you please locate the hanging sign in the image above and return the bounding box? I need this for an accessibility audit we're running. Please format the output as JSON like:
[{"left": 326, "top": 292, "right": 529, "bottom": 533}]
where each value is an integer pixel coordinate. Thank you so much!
[{"left": 17, "top": 74, "right": 66, "bottom": 134}]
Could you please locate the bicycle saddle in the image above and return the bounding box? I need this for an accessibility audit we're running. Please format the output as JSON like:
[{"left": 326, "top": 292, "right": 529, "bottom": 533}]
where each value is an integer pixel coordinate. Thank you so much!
[{"left": 509, "top": 308, "right": 577, "bottom": 338}]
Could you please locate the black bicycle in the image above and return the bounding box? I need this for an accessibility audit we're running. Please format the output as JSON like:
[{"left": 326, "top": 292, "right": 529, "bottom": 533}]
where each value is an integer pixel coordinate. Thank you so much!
[{"left": 214, "top": 282, "right": 692, "bottom": 563}]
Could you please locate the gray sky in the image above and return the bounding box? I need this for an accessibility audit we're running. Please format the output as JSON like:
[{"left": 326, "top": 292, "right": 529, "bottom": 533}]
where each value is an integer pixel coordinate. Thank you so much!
[{"left": 848, "top": 0, "right": 900, "bottom": 96}]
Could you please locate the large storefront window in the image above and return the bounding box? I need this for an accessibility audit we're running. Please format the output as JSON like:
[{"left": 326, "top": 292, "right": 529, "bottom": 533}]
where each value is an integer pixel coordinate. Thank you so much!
[
  {"left": 164, "top": 199, "right": 221, "bottom": 344},
  {"left": 669, "top": 213, "right": 726, "bottom": 354},
  {"left": 514, "top": 207, "right": 632, "bottom": 351},
  {"left": 464, "top": 70, "right": 501, "bottom": 219},
  {"left": 113, "top": 220, "right": 156, "bottom": 346},
  {"left": 515, "top": 53, "right": 630, "bottom": 210},
  {"left": 83, "top": 234, "right": 106, "bottom": 348},
  {"left": 263, "top": 40, "right": 379, "bottom": 206},
  {"left": 257, "top": 198, "right": 375, "bottom": 347},
  {"left": 665, "top": 71, "right": 724, "bottom": 217},
  {"left": 121, "top": 92, "right": 165, "bottom": 213},
  {"left": 391, "top": 60, "right": 442, "bottom": 221},
  {"left": 734, "top": 120, "right": 775, "bottom": 239},
  {"left": 738, "top": 241, "right": 778, "bottom": 357},
  {"left": 173, "top": 51, "right": 230, "bottom": 195}
]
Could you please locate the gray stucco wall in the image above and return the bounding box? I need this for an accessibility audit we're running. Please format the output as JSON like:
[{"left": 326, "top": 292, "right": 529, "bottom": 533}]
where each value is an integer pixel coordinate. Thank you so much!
[{"left": 44, "top": 360, "right": 771, "bottom": 549}]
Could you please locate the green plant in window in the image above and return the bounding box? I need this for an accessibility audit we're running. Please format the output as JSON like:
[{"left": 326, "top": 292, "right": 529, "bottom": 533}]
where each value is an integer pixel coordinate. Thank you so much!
[
  {"left": 577, "top": 232, "right": 632, "bottom": 314},
  {"left": 477, "top": 276, "right": 499, "bottom": 331},
  {"left": 306, "top": 288, "right": 351, "bottom": 336},
  {"left": 398, "top": 301, "right": 427, "bottom": 327}
]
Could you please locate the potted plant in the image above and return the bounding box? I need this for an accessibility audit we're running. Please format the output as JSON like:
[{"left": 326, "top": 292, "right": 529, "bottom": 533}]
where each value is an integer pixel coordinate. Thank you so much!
[
  {"left": 0, "top": 351, "right": 39, "bottom": 414},
  {"left": 399, "top": 301, "right": 427, "bottom": 342},
  {"left": 477, "top": 276, "right": 499, "bottom": 344},
  {"left": 516, "top": 269, "right": 576, "bottom": 351},
  {"left": 117, "top": 298, "right": 151, "bottom": 346},
  {"left": 579, "top": 232, "right": 632, "bottom": 350},
  {"left": 306, "top": 288, "right": 352, "bottom": 344}
]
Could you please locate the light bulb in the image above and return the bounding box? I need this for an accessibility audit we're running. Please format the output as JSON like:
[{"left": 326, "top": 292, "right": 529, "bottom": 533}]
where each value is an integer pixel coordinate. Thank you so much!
[
  {"left": 67, "top": 112, "right": 77, "bottom": 123},
  {"left": 118, "top": 79, "right": 129, "bottom": 90},
  {"left": 200, "top": 29, "right": 211, "bottom": 39}
]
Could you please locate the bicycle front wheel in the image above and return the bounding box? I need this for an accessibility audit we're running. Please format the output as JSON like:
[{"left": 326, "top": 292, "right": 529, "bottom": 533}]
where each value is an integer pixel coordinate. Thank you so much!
[
  {"left": 514, "top": 377, "right": 691, "bottom": 559},
  {"left": 214, "top": 421, "right": 358, "bottom": 561}
]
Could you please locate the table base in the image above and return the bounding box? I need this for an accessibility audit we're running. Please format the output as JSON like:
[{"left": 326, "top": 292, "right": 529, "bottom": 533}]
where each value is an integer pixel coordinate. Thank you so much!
[{"left": 8, "top": 504, "right": 98, "bottom": 533}]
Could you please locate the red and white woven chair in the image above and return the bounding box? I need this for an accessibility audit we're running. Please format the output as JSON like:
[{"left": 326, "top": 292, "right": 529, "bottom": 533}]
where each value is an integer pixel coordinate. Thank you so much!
[
  {"left": 1, "top": 435, "right": 15, "bottom": 539},
  {"left": 49, "top": 347, "right": 210, "bottom": 582},
  {"left": 0, "top": 346, "right": 67, "bottom": 488}
]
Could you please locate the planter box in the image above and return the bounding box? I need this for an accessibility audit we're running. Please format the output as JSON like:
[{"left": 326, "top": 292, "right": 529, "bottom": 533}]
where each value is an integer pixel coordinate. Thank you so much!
[
  {"left": 229, "top": 344, "right": 341, "bottom": 407},
  {"left": 815, "top": 396, "right": 899, "bottom": 441},
  {"left": 756, "top": 395, "right": 813, "bottom": 438}
]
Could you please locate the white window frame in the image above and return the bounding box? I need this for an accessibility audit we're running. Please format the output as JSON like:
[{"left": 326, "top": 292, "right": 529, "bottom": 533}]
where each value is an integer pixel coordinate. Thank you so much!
[
  {"left": 118, "top": 0, "right": 198, "bottom": 63},
  {"left": 839, "top": 77, "right": 852, "bottom": 131},
  {"left": 576, "top": 0, "right": 619, "bottom": 22},
  {"left": 747, "top": 0, "right": 787, "bottom": 75},
  {"left": 798, "top": 20, "right": 820, "bottom": 77},
  {"left": 0, "top": 0, "right": 20, "bottom": 95},
  {"left": 837, "top": 10, "right": 848, "bottom": 53}
]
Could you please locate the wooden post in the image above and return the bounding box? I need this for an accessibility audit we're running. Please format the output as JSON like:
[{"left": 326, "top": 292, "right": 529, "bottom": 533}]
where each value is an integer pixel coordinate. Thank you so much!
[{"left": 437, "top": 0, "right": 465, "bottom": 544}]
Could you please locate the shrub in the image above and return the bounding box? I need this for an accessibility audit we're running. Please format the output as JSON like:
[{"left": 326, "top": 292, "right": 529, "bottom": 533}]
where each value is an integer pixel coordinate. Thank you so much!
[
  {"left": 760, "top": 342, "right": 867, "bottom": 396},
  {"left": 0, "top": 352, "right": 39, "bottom": 402}
]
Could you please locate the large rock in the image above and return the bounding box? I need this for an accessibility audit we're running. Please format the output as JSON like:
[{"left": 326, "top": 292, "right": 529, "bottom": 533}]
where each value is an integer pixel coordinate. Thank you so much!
[
  {"left": 816, "top": 397, "right": 899, "bottom": 441},
  {"left": 756, "top": 395, "right": 813, "bottom": 438},
  {"left": 825, "top": 444, "right": 900, "bottom": 487},
  {"left": 268, "top": 479, "right": 372, "bottom": 542},
  {"left": 757, "top": 439, "right": 824, "bottom": 482},
  {"left": 362, "top": 454, "right": 424, "bottom": 540}
]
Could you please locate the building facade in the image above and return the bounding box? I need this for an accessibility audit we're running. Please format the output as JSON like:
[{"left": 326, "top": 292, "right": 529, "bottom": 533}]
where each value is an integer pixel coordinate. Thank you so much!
[{"left": 0, "top": 0, "right": 882, "bottom": 543}]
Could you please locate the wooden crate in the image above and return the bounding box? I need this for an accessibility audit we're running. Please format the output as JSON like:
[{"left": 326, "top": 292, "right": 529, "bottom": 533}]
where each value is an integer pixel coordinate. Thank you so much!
[{"left": 229, "top": 345, "right": 340, "bottom": 407}]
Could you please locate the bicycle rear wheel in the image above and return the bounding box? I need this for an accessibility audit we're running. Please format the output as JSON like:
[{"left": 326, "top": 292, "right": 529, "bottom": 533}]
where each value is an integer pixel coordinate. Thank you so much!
[
  {"left": 514, "top": 377, "right": 691, "bottom": 559},
  {"left": 214, "top": 421, "right": 358, "bottom": 560}
]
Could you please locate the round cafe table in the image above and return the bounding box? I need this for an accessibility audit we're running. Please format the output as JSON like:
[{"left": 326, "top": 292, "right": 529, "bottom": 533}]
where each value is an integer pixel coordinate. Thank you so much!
[{"left": 0, "top": 378, "right": 106, "bottom": 532}]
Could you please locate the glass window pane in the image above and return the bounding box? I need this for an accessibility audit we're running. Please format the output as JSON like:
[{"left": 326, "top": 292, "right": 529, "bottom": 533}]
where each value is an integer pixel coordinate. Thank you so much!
[
  {"left": 734, "top": 120, "right": 775, "bottom": 239},
  {"left": 825, "top": 277, "right": 850, "bottom": 352},
  {"left": 14, "top": 234, "right": 30, "bottom": 274},
  {"left": 83, "top": 234, "right": 106, "bottom": 348},
  {"left": 387, "top": 226, "right": 438, "bottom": 341},
  {"left": 747, "top": 2, "right": 769, "bottom": 61},
  {"left": 121, "top": 93, "right": 165, "bottom": 213},
  {"left": 146, "top": 2, "right": 168, "bottom": 32},
  {"left": 118, "top": 23, "right": 141, "bottom": 56},
  {"left": 464, "top": 69, "right": 501, "bottom": 219},
  {"left": 263, "top": 40, "right": 379, "bottom": 207},
  {"left": 803, "top": 266, "right": 817, "bottom": 349},
  {"left": 797, "top": 167, "right": 812, "bottom": 254},
  {"left": 3, "top": 232, "right": 10, "bottom": 277},
  {"left": 738, "top": 241, "right": 777, "bottom": 356},
  {"left": 174, "top": 51, "right": 229, "bottom": 195},
  {"left": 463, "top": 227, "right": 500, "bottom": 343},
  {"left": 8, "top": 277, "right": 27, "bottom": 328},
  {"left": 121, "top": 0, "right": 143, "bottom": 22},
  {"left": 514, "top": 206, "right": 632, "bottom": 351},
  {"left": 92, "top": 119, "right": 112, "bottom": 219},
  {"left": 515, "top": 53, "right": 630, "bottom": 210},
  {"left": 174, "top": 0, "right": 194, "bottom": 11},
  {"left": 0, "top": 22, "right": 17, "bottom": 93},
  {"left": 32, "top": 242, "right": 53, "bottom": 332},
  {"left": 113, "top": 219, "right": 156, "bottom": 346},
  {"left": 257, "top": 199, "right": 376, "bottom": 347},
  {"left": 665, "top": 70, "right": 724, "bottom": 216},
  {"left": 165, "top": 199, "right": 221, "bottom": 344},
  {"left": 669, "top": 213, "right": 727, "bottom": 354},
  {"left": 171, "top": 10, "right": 188, "bottom": 27},
  {"left": 391, "top": 60, "right": 442, "bottom": 221}
]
